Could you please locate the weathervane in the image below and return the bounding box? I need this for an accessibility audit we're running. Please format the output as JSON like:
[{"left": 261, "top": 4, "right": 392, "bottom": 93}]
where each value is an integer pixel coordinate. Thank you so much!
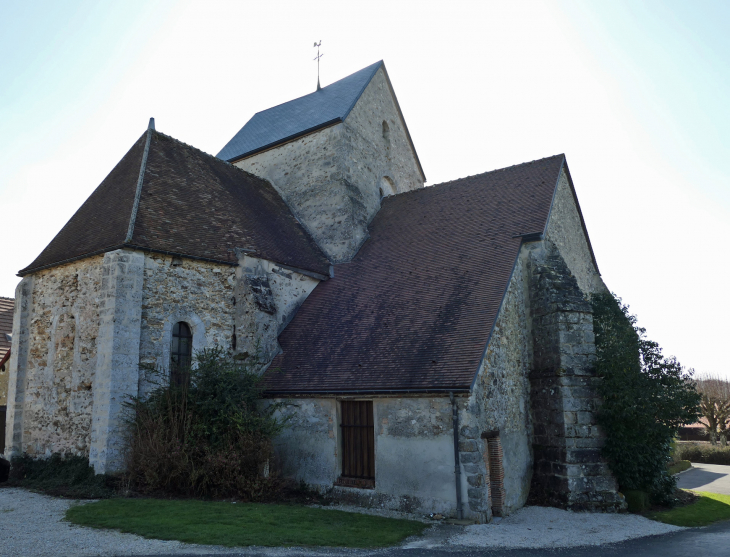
[{"left": 313, "top": 40, "right": 324, "bottom": 91}]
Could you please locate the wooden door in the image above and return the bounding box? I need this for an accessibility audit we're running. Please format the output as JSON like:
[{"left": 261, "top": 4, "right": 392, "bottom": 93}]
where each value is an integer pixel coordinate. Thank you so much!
[{"left": 340, "top": 401, "right": 375, "bottom": 480}]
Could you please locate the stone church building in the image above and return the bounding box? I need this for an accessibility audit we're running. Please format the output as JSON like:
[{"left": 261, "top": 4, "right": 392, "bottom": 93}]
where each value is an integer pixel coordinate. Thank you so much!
[{"left": 5, "top": 61, "right": 625, "bottom": 521}]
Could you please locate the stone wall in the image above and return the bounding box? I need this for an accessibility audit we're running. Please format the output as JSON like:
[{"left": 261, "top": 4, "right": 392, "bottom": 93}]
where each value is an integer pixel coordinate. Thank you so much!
[
  {"left": 271, "top": 396, "right": 458, "bottom": 516},
  {"left": 138, "top": 253, "right": 236, "bottom": 392},
  {"left": 235, "top": 67, "right": 424, "bottom": 263},
  {"left": 527, "top": 245, "right": 624, "bottom": 511},
  {"left": 464, "top": 251, "right": 534, "bottom": 518},
  {"left": 544, "top": 169, "right": 605, "bottom": 295},
  {"left": 4, "top": 257, "right": 103, "bottom": 458},
  {"left": 234, "top": 254, "right": 319, "bottom": 364},
  {"left": 89, "top": 250, "right": 145, "bottom": 472},
  {"left": 341, "top": 67, "right": 424, "bottom": 200}
]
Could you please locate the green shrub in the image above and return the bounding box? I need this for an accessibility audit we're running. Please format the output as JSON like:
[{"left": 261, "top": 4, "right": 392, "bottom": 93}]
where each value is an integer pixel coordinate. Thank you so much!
[
  {"left": 7, "top": 453, "right": 117, "bottom": 498},
  {"left": 678, "top": 444, "right": 730, "bottom": 465},
  {"left": 125, "top": 348, "right": 286, "bottom": 499},
  {"left": 623, "top": 490, "right": 650, "bottom": 513},
  {"left": 592, "top": 292, "right": 700, "bottom": 504}
]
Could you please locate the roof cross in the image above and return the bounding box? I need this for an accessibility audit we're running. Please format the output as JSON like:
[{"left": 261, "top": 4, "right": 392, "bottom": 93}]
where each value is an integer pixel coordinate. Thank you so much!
[{"left": 313, "top": 40, "right": 324, "bottom": 91}]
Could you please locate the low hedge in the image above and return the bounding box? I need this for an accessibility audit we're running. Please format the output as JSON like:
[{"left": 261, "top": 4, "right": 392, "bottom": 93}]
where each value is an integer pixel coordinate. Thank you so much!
[
  {"left": 8, "top": 453, "right": 118, "bottom": 498},
  {"left": 678, "top": 444, "right": 730, "bottom": 465}
]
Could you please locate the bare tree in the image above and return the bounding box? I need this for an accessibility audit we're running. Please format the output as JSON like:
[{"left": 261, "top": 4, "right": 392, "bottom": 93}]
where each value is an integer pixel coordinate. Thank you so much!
[{"left": 696, "top": 375, "right": 730, "bottom": 445}]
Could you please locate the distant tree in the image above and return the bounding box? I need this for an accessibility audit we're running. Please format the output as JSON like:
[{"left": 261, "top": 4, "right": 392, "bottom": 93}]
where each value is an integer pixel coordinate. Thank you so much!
[
  {"left": 696, "top": 375, "right": 730, "bottom": 446},
  {"left": 592, "top": 292, "right": 700, "bottom": 504}
]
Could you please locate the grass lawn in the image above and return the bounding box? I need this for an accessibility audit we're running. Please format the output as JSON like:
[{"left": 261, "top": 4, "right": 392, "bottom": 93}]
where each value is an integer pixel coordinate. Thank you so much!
[
  {"left": 650, "top": 491, "right": 730, "bottom": 527},
  {"left": 668, "top": 460, "right": 691, "bottom": 475},
  {"left": 65, "top": 499, "right": 428, "bottom": 548}
]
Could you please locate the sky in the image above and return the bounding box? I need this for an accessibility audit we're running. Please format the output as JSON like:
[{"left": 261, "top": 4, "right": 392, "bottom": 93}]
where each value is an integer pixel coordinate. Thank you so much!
[{"left": 1, "top": 0, "right": 728, "bottom": 378}]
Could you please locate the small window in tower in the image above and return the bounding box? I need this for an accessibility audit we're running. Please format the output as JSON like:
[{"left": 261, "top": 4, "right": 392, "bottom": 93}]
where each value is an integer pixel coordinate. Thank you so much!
[
  {"left": 171, "top": 321, "right": 193, "bottom": 386},
  {"left": 382, "top": 120, "right": 390, "bottom": 143}
]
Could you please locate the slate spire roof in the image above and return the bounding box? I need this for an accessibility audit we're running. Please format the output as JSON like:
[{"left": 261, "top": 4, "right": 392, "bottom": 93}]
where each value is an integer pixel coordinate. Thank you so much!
[
  {"left": 217, "top": 61, "right": 425, "bottom": 181},
  {"left": 19, "top": 127, "right": 331, "bottom": 277},
  {"left": 264, "top": 155, "right": 576, "bottom": 394}
]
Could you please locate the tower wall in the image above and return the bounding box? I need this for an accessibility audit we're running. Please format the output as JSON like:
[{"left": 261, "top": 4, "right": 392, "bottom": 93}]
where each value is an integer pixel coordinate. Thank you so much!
[{"left": 234, "top": 67, "right": 424, "bottom": 263}]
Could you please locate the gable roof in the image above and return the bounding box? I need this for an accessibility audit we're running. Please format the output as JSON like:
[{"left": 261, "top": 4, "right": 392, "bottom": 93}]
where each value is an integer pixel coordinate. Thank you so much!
[
  {"left": 264, "top": 155, "right": 567, "bottom": 394},
  {"left": 217, "top": 61, "right": 382, "bottom": 162},
  {"left": 19, "top": 128, "right": 331, "bottom": 278},
  {"left": 217, "top": 61, "right": 426, "bottom": 180}
]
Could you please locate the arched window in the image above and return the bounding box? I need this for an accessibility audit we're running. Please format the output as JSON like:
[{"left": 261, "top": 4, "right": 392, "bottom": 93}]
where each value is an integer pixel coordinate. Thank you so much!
[
  {"left": 171, "top": 321, "right": 193, "bottom": 385},
  {"left": 379, "top": 176, "right": 395, "bottom": 199},
  {"left": 382, "top": 120, "right": 390, "bottom": 143}
]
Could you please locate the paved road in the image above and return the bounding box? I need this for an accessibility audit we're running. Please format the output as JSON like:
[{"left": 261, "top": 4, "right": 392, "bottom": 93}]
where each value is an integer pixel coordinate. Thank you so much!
[
  {"left": 133, "top": 521, "right": 729, "bottom": 557},
  {"left": 122, "top": 520, "right": 730, "bottom": 557},
  {"left": 677, "top": 462, "right": 730, "bottom": 494}
]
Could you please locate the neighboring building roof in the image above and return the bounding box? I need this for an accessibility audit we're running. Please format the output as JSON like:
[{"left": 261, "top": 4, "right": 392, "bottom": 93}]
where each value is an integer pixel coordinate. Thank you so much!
[
  {"left": 19, "top": 129, "right": 331, "bottom": 278},
  {"left": 265, "top": 155, "right": 568, "bottom": 394},
  {"left": 0, "top": 296, "right": 13, "bottom": 363},
  {"left": 217, "top": 61, "right": 425, "bottom": 180}
]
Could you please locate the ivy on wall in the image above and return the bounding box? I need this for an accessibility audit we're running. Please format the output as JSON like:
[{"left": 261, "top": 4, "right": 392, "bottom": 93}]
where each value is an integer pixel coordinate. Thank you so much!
[{"left": 592, "top": 292, "right": 700, "bottom": 503}]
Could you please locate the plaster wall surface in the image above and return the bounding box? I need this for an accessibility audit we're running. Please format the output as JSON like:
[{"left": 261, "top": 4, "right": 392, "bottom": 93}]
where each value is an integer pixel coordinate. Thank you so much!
[
  {"left": 373, "top": 398, "right": 456, "bottom": 515},
  {"left": 466, "top": 251, "right": 534, "bottom": 516},
  {"left": 234, "top": 67, "right": 424, "bottom": 263},
  {"left": 4, "top": 257, "right": 102, "bottom": 458},
  {"left": 271, "top": 398, "right": 338, "bottom": 487},
  {"left": 271, "top": 396, "right": 458, "bottom": 516},
  {"left": 545, "top": 169, "right": 605, "bottom": 295},
  {"left": 138, "top": 254, "right": 236, "bottom": 393}
]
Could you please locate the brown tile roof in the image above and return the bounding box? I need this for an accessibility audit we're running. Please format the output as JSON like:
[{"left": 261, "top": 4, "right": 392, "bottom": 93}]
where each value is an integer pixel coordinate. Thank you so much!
[
  {"left": 19, "top": 130, "right": 330, "bottom": 277},
  {"left": 0, "top": 296, "right": 14, "bottom": 361},
  {"left": 264, "top": 155, "right": 567, "bottom": 394}
]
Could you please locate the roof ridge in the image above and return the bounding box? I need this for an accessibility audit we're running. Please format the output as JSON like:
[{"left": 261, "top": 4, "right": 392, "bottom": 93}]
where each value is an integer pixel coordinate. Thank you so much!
[
  {"left": 124, "top": 119, "right": 155, "bottom": 243},
  {"left": 386, "top": 154, "right": 565, "bottom": 203},
  {"left": 0, "top": 296, "right": 15, "bottom": 300},
  {"left": 251, "top": 60, "right": 383, "bottom": 118}
]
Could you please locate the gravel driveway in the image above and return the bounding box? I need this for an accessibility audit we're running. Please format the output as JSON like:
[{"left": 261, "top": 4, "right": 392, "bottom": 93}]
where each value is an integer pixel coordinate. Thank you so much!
[
  {"left": 0, "top": 487, "right": 685, "bottom": 556},
  {"left": 0, "top": 488, "right": 240, "bottom": 557},
  {"left": 445, "top": 505, "right": 683, "bottom": 549}
]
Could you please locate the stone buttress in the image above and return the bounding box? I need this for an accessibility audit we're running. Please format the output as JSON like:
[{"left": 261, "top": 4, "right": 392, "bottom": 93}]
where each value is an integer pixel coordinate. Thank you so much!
[{"left": 527, "top": 246, "right": 625, "bottom": 511}]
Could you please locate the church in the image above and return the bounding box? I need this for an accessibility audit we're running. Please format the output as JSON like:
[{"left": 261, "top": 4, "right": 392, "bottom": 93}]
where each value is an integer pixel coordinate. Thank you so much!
[{"left": 4, "top": 61, "right": 625, "bottom": 521}]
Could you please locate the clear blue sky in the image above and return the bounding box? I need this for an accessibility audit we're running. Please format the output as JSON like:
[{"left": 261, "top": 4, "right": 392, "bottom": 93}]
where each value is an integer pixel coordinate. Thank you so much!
[{"left": 1, "top": 0, "right": 728, "bottom": 378}]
